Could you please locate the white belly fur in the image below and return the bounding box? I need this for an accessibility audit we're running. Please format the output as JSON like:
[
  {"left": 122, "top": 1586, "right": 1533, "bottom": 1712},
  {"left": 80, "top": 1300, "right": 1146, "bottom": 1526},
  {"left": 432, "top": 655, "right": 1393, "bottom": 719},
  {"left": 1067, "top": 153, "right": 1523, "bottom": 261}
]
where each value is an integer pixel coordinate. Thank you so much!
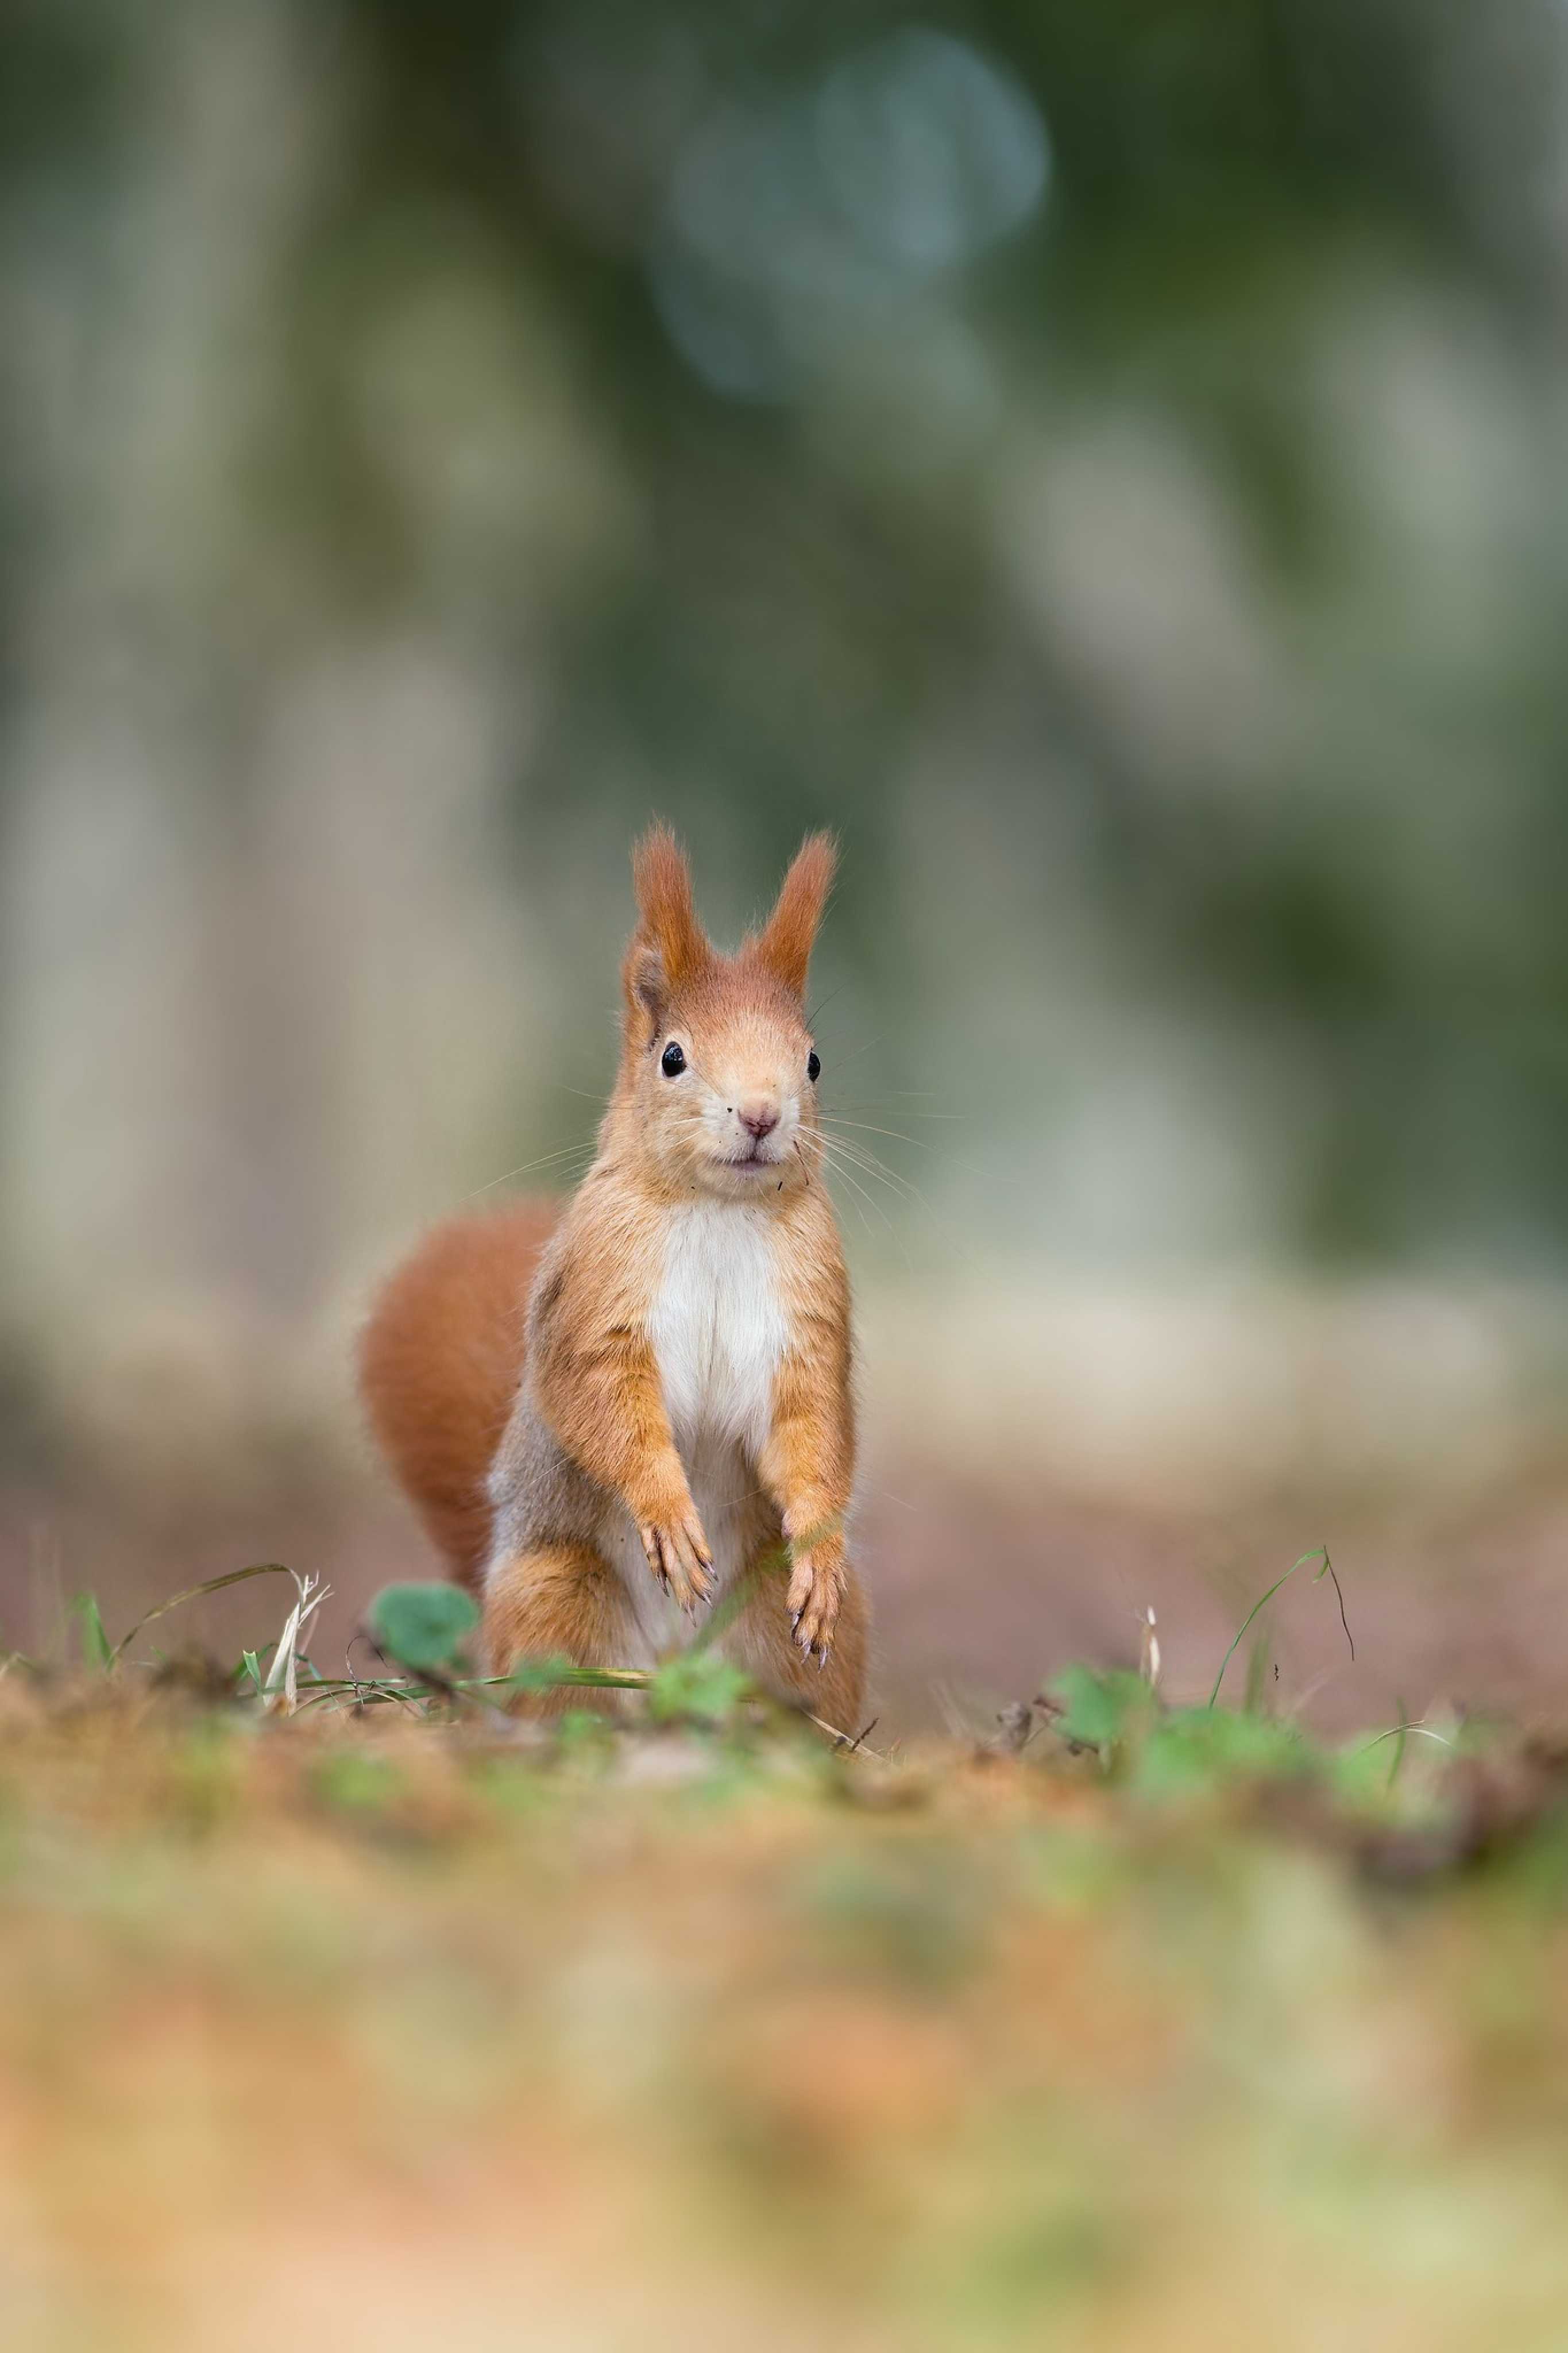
[{"left": 612, "top": 1203, "right": 787, "bottom": 1661}]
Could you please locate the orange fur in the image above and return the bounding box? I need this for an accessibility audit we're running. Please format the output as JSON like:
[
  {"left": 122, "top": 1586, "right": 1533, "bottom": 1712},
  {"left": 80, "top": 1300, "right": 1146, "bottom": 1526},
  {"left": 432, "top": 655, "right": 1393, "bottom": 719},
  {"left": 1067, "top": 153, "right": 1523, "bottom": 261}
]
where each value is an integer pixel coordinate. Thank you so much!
[
  {"left": 725, "top": 1548, "right": 868, "bottom": 1727},
  {"left": 747, "top": 831, "right": 836, "bottom": 998},
  {"left": 524, "top": 1175, "right": 719, "bottom": 1606},
  {"left": 358, "top": 828, "right": 866, "bottom": 1728},
  {"left": 357, "top": 1202, "right": 557, "bottom": 1586},
  {"left": 483, "top": 1543, "right": 641, "bottom": 1716},
  {"left": 623, "top": 821, "right": 712, "bottom": 1029},
  {"left": 759, "top": 1232, "right": 856, "bottom": 1657}
]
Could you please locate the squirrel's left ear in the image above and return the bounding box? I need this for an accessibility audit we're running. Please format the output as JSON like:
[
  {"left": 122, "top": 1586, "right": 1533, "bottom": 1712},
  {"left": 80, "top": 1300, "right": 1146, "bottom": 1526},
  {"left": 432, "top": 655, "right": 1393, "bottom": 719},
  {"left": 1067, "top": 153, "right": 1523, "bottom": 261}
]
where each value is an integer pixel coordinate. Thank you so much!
[{"left": 752, "top": 832, "right": 836, "bottom": 998}]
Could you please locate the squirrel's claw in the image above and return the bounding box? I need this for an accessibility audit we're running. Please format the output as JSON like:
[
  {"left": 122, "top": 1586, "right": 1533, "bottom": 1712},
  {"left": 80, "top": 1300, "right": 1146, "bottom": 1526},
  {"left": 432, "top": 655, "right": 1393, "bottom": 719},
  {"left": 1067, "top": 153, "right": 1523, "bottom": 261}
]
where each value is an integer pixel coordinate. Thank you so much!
[
  {"left": 786, "top": 1546, "right": 842, "bottom": 1667},
  {"left": 639, "top": 1514, "right": 716, "bottom": 1611}
]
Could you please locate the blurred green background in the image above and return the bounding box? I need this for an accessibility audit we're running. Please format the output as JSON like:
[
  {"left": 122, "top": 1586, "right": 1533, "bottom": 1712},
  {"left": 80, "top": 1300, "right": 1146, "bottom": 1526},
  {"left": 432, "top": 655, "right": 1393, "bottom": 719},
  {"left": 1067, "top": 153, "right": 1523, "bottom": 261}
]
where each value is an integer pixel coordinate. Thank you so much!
[{"left": 5, "top": 0, "right": 1568, "bottom": 1713}]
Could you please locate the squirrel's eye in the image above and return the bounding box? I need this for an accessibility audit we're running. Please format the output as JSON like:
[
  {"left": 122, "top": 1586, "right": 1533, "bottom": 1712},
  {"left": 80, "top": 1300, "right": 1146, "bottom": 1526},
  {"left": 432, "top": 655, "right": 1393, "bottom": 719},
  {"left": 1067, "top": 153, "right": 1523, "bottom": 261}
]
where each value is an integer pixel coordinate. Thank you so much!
[
  {"left": 807, "top": 1050, "right": 821, "bottom": 1083},
  {"left": 661, "top": 1041, "right": 686, "bottom": 1078}
]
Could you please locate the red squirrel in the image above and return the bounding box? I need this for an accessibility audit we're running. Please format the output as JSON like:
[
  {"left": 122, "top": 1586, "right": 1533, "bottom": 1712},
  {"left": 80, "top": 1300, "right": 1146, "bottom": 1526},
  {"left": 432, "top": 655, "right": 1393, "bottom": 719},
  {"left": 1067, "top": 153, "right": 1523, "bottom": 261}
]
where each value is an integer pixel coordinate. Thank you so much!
[{"left": 358, "top": 826, "right": 867, "bottom": 1724}]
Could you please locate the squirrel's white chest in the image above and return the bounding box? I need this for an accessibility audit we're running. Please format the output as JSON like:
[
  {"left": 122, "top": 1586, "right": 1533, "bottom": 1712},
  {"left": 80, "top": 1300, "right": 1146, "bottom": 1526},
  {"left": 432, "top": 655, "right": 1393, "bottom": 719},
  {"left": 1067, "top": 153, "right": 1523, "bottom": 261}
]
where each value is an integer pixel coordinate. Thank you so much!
[{"left": 647, "top": 1203, "right": 787, "bottom": 1460}]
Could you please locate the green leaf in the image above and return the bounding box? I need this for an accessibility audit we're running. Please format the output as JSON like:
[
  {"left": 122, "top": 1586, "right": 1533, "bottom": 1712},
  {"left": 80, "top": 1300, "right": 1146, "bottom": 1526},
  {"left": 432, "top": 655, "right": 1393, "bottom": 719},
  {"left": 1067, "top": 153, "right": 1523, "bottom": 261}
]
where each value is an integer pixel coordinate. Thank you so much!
[
  {"left": 367, "top": 1582, "right": 480, "bottom": 1673},
  {"left": 1045, "top": 1666, "right": 1152, "bottom": 1753},
  {"left": 648, "top": 1650, "right": 751, "bottom": 1726},
  {"left": 1134, "top": 1708, "right": 1309, "bottom": 1797}
]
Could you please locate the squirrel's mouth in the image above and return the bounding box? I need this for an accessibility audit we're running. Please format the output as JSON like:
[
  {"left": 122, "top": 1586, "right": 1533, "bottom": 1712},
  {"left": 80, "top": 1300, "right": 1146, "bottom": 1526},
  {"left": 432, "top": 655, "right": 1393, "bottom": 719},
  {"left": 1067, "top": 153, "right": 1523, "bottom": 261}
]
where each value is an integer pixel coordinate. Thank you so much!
[{"left": 716, "top": 1148, "right": 783, "bottom": 1174}]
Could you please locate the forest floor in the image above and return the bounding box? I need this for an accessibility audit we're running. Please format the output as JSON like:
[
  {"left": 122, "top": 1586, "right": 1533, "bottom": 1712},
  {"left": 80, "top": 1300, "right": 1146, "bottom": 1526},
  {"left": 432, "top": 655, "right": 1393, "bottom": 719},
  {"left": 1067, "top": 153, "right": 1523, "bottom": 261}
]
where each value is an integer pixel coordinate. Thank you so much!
[
  {"left": 2, "top": 1587, "right": 1568, "bottom": 2352},
  {"left": 6, "top": 1280, "right": 1568, "bottom": 2348}
]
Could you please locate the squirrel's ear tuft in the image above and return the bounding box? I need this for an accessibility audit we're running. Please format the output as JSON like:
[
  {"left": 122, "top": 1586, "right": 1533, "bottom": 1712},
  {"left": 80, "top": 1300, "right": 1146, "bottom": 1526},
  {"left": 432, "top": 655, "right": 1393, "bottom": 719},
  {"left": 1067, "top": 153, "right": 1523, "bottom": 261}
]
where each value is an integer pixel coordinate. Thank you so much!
[
  {"left": 752, "top": 832, "right": 836, "bottom": 998},
  {"left": 624, "top": 822, "right": 709, "bottom": 1031}
]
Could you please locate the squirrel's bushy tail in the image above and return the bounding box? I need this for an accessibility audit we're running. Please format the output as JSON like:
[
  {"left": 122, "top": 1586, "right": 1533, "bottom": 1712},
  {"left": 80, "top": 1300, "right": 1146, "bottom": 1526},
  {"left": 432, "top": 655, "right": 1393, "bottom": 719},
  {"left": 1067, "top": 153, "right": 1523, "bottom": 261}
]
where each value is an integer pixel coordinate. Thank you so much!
[{"left": 357, "top": 1203, "right": 558, "bottom": 1587}]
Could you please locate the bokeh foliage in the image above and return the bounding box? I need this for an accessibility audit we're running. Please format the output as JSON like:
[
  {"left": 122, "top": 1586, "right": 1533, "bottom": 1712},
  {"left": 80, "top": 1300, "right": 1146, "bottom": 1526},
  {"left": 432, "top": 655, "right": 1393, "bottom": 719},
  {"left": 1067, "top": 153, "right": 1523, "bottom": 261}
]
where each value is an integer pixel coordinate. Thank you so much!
[{"left": 5, "top": 0, "right": 1567, "bottom": 1293}]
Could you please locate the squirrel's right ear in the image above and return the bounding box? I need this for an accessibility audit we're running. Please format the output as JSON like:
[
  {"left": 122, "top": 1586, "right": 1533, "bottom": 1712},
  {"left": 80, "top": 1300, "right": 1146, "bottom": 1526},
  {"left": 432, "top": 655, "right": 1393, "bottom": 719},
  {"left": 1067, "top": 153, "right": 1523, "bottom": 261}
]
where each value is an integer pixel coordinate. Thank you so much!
[{"left": 624, "top": 823, "right": 710, "bottom": 1032}]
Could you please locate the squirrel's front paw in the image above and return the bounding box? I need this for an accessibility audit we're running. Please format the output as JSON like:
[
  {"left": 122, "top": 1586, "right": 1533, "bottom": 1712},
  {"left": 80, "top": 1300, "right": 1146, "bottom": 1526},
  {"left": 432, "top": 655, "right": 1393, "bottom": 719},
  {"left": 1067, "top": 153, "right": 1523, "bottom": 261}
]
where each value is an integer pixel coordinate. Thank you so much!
[
  {"left": 638, "top": 1511, "right": 715, "bottom": 1612},
  {"left": 785, "top": 1520, "right": 845, "bottom": 1666}
]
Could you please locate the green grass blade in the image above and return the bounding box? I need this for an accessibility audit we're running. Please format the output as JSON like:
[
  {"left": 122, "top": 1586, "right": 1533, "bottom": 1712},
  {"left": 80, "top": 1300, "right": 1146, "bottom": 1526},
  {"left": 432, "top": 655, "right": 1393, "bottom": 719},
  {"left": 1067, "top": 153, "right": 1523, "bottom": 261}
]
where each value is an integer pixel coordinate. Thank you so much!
[
  {"left": 1208, "top": 1548, "right": 1330, "bottom": 1709},
  {"left": 481, "top": 1663, "right": 654, "bottom": 1694},
  {"left": 1242, "top": 1633, "right": 1270, "bottom": 1716},
  {"left": 1389, "top": 1696, "right": 1409, "bottom": 1789},
  {"left": 109, "top": 1564, "right": 295, "bottom": 1668},
  {"left": 688, "top": 1546, "right": 780, "bottom": 1654},
  {"left": 1319, "top": 1546, "right": 1355, "bottom": 1662},
  {"left": 71, "top": 1592, "right": 113, "bottom": 1673},
  {"left": 1357, "top": 1715, "right": 1453, "bottom": 1765},
  {"left": 689, "top": 1517, "right": 841, "bottom": 1657}
]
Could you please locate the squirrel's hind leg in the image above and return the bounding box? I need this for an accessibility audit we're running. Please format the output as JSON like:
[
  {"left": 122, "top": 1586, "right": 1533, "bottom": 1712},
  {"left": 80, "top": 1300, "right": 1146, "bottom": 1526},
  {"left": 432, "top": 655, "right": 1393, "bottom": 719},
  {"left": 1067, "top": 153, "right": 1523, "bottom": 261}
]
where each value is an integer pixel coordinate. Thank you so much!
[
  {"left": 722, "top": 1552, "right": 869, "bottom": 1739},
  {"left": 482, "top": 1542, "right": 640, "bottom": 1717}
]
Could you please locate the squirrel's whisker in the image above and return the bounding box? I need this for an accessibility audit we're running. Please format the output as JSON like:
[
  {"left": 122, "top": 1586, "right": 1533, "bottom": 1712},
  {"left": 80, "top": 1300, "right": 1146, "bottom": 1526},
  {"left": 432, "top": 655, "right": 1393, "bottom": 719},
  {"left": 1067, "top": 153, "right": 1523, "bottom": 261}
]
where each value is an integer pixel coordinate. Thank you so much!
[
  {"left": 460, "top": 1144, "right": 597, "bottom": 1202},
  {"left": 805, "top": 1138, "right": 895, "bottom": 1234},
  {"left": 809, "top": 1132, "right": 922, "bottom": 1206},
  {"left": 820, "top": 1115, "right": 928, "bottom": 1148}
]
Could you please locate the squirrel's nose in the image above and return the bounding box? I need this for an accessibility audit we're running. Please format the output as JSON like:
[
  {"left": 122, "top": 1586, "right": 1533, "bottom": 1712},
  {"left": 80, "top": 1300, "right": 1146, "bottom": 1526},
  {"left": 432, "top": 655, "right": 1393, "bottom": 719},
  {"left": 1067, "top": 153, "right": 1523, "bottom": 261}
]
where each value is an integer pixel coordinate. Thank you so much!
[{"left": 737, "top": 1098, "right": 780, "bottom": 1141}]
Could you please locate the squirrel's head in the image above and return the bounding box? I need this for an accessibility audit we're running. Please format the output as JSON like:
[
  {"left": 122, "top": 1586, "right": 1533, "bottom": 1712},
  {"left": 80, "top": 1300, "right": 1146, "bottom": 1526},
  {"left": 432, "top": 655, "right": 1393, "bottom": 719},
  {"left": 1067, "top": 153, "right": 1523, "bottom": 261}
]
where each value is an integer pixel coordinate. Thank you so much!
[{"left": 616, "top": 824, "right": 834, "bottom": 1203}]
